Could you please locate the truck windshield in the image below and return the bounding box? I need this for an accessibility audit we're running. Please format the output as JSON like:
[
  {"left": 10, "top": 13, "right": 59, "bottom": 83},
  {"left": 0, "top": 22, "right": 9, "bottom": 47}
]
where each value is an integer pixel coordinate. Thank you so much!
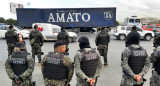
[
  {"left": 129, "top": 19, "right": 134, "bottom": 23},
  {"left": 135, "top": 19, "right": 140, "bottom": 23}
]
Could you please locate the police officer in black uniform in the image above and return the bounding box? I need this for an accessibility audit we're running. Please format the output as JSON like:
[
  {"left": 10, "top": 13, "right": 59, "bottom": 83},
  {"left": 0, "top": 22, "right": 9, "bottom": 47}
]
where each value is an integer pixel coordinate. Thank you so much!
[
  {"left": 125, "top": 25, "right": 140, "bottom": 47},
  {"left": 5, "top": 25, "right": 19, "bottom": 57},
  {"left": 57, "top": 28, "right": 70, "bottom": 55},
  {"left": 150, "top": 37, "right": 160, "bottom": 86},
  {"left": 5, "top": 41, "right": 35, "bottom": 86},
  {"left": 95, "top": 27, "right": 110, "bottom": 66},
  {"left": 74, "top": 36, "right": 102, "bottom": 86},
  {"left": 121, "top": 32, "right": 150, "bottom": 86}
]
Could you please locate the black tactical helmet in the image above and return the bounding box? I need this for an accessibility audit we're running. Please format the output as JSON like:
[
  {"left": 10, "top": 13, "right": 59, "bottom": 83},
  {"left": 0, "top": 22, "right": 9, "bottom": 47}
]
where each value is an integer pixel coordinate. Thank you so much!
[
  {"left": 54, "top": 41, "right": 64, "bottom": 48},
  {"left": 16, "top": 41, "right": 26, "bottom": 49},
  {"left": 78, "top": 36, "right": 89, "bottom": 44}
]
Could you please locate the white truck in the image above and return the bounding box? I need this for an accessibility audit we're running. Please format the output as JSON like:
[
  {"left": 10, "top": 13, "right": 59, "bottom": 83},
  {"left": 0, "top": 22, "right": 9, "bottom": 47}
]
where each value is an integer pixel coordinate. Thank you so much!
[{"left": 32, "top": 23, "right": 77, "bottom": 42}]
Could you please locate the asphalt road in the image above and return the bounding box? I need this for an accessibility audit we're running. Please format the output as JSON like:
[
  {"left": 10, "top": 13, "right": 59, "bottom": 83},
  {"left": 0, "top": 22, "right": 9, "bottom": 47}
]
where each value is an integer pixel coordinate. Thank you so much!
[{"left": 0, "top": 32, "right": 154, "bottom": 86}]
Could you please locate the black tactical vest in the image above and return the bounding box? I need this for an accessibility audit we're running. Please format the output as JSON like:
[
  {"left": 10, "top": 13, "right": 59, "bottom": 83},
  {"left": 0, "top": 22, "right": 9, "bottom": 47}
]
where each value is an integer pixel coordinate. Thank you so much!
[
  {"left": 98, "top": 32, "right": 109, "bottom": 45},
  {"left": 6, "top": 31, "right": 16, "bottom": 43},
  {"left": 128, "top": 46, "right": 147, "bottom": 74},
  {"left": 153, "top": 58, "right": 160, "bottom": 75},
  {"left": 58, "top": 32, "right": 67, "bottom": 40},
  {"left": 11, "top": 51, "right": 28, "bottom": 76},
  {"left": 80, "top": 48, "right": 99, "bottom": 77},
  {"left": 44, "top": 52, "right": 68, "bottom": 80},
  {"left": 31, "top": 31, "right": 40, "bottom": 43}
]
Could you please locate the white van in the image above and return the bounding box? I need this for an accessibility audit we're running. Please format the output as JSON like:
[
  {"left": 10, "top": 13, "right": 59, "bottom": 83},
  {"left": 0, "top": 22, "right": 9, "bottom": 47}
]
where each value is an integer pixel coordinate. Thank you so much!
[{"left": 32, "top": 23, "right": 77, "bottom": 42}]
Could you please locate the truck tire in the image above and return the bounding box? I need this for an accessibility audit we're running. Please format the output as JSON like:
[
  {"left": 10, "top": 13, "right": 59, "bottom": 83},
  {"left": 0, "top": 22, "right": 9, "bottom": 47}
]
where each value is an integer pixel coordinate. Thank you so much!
[
  {"left": 144, "top": 34, "right": 152, "bottom": 41},
  {"left": 118, "top": 34, "right": 126, "bottom": 40}
]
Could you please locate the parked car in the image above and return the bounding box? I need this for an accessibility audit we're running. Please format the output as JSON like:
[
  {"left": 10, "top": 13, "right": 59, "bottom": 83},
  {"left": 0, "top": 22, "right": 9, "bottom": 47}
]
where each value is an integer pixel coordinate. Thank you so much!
[
  {"left": 152, "top": 27, "right": 160, "bottom": 36},
  {"left": 113, "top": 26, "right": 155, "bottom": 41},
  {"left": 0, "top": 25, "right": 30, "bottom": 38},
  {"left": 142, "top": 25, "right": 154, "bottom": 31},
  {"left": 32, "top": 23, "right": 77, "bottom": 42}
]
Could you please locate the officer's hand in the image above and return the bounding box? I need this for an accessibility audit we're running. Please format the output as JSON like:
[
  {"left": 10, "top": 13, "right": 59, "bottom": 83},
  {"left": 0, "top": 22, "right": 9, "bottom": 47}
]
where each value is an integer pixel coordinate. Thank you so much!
[
  {"left": 88, "top": 78, "right": 95, "bottom": 86},
  {"left": 137, "top": 75, "right": 142, "bottom": 82},
  {"left": 16, "top": 81, "right": 20, "bottom": 83},
  {"left": 134, "top": 75, "right": 142, "bottom": 82},
  {"left": 90, "top": 78, "right": 96, "bottom": 86}
]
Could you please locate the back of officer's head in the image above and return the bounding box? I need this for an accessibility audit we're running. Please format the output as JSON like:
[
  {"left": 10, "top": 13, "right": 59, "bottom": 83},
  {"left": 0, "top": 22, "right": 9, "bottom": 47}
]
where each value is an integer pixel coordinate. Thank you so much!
[
  {"left": 9, "top": 25, "right": 13, "bottom": 30},
  {"left": 129, "top": 32, "right": 140, "bottom": 45},
  {"left": 54, "top": 41, "right": 66, "bottom": 53},
  {"left": 61, "top": 27, "right": 66, "bottom": 32},
  {"left": 34, "top": 25, "right": 38, "bottom": 29},
  {"left": 16, "top": 41, "right": 27, "bottom": 51},
  {"left": 54, "top": 41, "right": 64, "bottom": 48},
  {"left": 78, "top": 36, "right": 89, "bottom": 44},
  {"left": 78, "top": 36, "right": 91, "bottom": 49},
  {"left": 156, "top": 37, "right": 160, "bottom": 46},
  {"left": 132, "top": 25, "right": 137, "bottom": 30}
]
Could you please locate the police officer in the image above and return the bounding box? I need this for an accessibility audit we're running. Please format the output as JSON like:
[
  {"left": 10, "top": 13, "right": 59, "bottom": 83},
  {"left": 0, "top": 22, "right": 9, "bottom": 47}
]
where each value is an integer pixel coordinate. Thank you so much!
[
  {"left": 29, "top": 25, "right": 44, "bottom": 65},
  {"left": 5, "top": 41, "right": 35, "bottom": 86},
  {"left": 95, "top": 27, "right": 110, "bottom": 66},
  {"left": 57, "top": 28, "right": 70, "bottom": 55},
  {"left": 74, "top": 36, "right": 102, "bottom": 86},
  {"left": 150, "top": 37, "right": 160, "bottom": 86},
  {"left": 121, "top": 32, "right": 150, "bottom": 86},
  {"left": 41, "top": 41, "right": 74, "bottom": 86},
  {"left": 5, "top": 25, "right": 19, "bottom": 57},
  {"left": 125, "top": 25, "right": 140, "bottom": 47},
  {"left": 153, "top": 33, "right": 160, "bottom": 48}
]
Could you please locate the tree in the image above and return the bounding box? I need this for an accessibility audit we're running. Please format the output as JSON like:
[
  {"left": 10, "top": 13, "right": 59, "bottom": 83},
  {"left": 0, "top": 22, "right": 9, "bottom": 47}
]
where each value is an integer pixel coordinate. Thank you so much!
[
  {"left": 116, "top": 20, "right": 119, "bottom": 26},
  {"left": 5, "top": 18, "right": 17, "bottom": 25},
  {"left": 141, "top": 17, "right": 159, "bottom": 24},
  {"left": 0, "top": 17, "right": 5, "bottom": 23}
]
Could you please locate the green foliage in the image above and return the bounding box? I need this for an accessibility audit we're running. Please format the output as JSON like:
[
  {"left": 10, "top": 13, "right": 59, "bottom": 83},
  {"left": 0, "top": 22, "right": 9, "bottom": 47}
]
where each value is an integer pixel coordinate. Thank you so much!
[
  {"left": 116, "top": 20, "right": 119, "bottom": 26},
  {"left": 5, "top": 18, "right": 17, "bottom": 25},
  {"left": 0, "top": 17, "right": 5, "bottom": 23}
]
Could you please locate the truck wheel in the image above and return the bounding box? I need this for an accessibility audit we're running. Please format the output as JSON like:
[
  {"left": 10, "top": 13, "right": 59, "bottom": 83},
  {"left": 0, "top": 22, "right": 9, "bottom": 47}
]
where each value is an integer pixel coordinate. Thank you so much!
[
  {"left": 144, "top": 34, "right": 152, "bottom": 41},
  {"left": 119, "top": 34, "right": 126, "bottom": 40}
]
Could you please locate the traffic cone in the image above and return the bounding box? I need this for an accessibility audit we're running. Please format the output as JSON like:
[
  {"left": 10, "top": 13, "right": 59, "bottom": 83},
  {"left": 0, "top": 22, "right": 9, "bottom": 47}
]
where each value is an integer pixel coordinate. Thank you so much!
[{"left": 19, "top": 33, "right": 23, "bottom": 42}]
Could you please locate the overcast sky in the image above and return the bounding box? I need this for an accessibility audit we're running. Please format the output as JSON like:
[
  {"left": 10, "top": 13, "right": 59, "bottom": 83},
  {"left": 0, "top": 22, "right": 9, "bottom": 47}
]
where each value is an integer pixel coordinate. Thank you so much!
[{"left": 0, "top": 0, "right": 159, "bottom": 22}]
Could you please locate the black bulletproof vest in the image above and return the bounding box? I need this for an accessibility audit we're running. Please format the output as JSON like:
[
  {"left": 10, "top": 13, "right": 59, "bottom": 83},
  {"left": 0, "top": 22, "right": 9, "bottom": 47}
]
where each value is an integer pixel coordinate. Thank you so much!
[
  {"left": 44, "top": 52, "right": 68, "bottom": 80},
  {"left": 156, "top": 37, "right": 160, "bottom": 46},
  {"left": 11, "top": 51, "right": 28, "bottom": 76},
  {"left": 58, "top": 32, "right": 67, "bottom": 41},
  {"left": 31, "top": 31, "right": 40, "bottom": 43},
  {"left": 128, "top": 46, "right": 147, "bottom": 74},
  {"left": 6, "top": 31, "right": 16, "bottom": 43},
  {"left": 98, "top": 32, "right": 109, "bottom": 45},
  {"left": 153, "top": 58, "right": 160, "bottom": 74},
  {"left": 81, "top": 48, "right": 99, "bottom": 77}
]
